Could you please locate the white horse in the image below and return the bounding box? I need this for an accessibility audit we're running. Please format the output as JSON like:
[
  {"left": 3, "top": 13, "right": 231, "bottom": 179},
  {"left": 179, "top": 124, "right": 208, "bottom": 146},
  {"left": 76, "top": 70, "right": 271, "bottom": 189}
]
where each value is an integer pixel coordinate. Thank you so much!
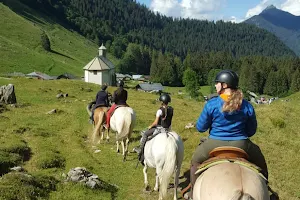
[
  {"left": 143, "top": 130, "right": 184, "bottom": 200},
  {"left": 193, "top": 161, "right": 270, "bottom": 200},
  {"left": 108, "top": 106, "right": 136, "bottom": 161}
]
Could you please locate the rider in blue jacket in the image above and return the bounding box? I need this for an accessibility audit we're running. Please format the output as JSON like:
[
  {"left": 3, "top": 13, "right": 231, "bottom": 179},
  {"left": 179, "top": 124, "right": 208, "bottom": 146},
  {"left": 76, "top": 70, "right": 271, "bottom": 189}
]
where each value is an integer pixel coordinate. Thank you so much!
[{"left": 185, "top": 70, "right": 268, "bottom": 199}]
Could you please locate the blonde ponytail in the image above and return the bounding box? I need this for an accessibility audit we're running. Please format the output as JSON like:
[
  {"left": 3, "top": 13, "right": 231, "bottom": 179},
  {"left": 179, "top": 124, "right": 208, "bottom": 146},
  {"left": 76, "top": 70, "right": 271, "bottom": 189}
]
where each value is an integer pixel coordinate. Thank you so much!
[{"left": 222, "top": 89, "right": 243, "bottom": 112}]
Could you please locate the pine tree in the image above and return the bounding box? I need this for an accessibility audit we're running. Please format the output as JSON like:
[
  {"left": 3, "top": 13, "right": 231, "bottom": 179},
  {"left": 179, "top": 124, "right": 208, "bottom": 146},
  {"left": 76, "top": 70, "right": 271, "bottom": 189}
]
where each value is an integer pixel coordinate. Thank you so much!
[{"left": 183, "top": 68, "right": 200, "bottom": 99}]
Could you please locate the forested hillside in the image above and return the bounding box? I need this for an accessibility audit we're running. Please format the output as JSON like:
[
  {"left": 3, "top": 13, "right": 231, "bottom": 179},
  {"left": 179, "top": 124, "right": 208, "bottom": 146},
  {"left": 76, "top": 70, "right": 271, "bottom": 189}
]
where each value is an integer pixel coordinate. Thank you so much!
[
  {"left": 1, "top": 0, "right": 300, "bottom": 97},
  {"left": 6, "top": 0, "right": 295, "bottom": 59}
]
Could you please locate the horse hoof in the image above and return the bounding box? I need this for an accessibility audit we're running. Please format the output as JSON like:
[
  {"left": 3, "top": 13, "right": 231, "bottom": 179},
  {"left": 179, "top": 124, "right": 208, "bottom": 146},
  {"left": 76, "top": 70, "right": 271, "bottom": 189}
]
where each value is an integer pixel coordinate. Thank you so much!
[{"left": 143, "top": 186, "right": 151, "bottom": 193}]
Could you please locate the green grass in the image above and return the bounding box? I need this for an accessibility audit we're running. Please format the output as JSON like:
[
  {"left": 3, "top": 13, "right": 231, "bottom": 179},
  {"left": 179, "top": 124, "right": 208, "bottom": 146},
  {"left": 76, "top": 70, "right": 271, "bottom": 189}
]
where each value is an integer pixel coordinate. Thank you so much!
[
  {"left": 0, "top": 77, "right": 299, "bottom": 200},
  {"left": 0, "top": 1, "right": 118, "bottom": 77}
]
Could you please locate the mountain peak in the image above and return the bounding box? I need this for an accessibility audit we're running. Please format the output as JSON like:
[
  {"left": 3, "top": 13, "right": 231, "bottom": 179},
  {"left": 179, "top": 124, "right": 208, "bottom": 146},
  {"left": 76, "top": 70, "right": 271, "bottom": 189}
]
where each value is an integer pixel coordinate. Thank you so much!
[{"left": 263, "top": 5, "right": 277, "bottom": 12}]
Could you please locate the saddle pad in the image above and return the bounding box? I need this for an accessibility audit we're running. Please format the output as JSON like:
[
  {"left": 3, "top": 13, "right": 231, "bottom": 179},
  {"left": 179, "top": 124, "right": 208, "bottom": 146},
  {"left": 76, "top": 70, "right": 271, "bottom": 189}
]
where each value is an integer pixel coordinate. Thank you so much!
[
  {"left": 147, "top": 127, "right": 168, "bottom": 141},
  {"left": 195, "top": 159, "right": 267, "bottom": 181},
  {"left": 111, "top": 105, "right": 128, "bottom": 116}
]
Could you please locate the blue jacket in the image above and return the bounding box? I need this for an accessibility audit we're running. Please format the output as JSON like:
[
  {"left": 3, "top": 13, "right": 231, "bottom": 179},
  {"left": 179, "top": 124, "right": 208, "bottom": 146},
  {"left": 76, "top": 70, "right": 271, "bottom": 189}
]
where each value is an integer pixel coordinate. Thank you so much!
[{"left": 196, "top": 96, "right": 257, "bottom": 140}]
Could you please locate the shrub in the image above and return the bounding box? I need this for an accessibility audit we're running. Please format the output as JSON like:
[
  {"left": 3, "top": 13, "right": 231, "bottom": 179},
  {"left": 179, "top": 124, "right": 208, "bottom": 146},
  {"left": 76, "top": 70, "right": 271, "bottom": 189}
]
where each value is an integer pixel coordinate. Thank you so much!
[
  {"left": 0, "top": 138, "right": 31, "bottom": 163},
  {"left": 41, "top": 31, "right": 51, "bottom": 51},
  {"left": 37, "top": 151, "right": 65, "bottom": 169},
  {"left": 0, "top": 172, "right": 58, "bottom": 200},
  {"left": 270, "top": 117, "right": 286, "bottom": 128},
  {"left": 0, "top": 151, "right": 22, "bottom": 175}
]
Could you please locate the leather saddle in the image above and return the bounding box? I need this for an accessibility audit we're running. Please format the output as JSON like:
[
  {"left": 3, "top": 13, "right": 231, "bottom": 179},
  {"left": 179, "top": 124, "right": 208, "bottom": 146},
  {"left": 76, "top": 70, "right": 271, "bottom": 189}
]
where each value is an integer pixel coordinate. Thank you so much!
[{"left": 196, "top": 146, "right": 265, "bottom": 180}]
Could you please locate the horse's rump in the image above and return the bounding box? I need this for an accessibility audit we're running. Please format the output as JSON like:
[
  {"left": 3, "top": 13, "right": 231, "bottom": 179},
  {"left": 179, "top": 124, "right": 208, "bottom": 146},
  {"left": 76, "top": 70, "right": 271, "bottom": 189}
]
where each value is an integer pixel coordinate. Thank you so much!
[
  {"left": 143, "top": 131, "right": 184, "bottom": 200},
  {"left": 193, "top": 162, "right": 269, "bottom": 200},
  {"left": 110, "top": 107, "right": 135, "bottom": 141},
  {"left": 93, "top": 107, "right": 108, "bottom": 123}
]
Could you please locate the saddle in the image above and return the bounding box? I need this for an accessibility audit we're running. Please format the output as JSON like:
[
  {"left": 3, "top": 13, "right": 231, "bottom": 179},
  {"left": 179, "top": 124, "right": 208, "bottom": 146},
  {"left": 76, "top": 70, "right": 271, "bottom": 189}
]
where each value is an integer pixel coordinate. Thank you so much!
[
  {"left": 147, "top": 127, "right": 169, "bottom": 141},
  {"left": 110, "top": 104, "right": 128, "bottom": 117},
  {"left": 195, "top": 146, "right": 266, "bottom": 181}
]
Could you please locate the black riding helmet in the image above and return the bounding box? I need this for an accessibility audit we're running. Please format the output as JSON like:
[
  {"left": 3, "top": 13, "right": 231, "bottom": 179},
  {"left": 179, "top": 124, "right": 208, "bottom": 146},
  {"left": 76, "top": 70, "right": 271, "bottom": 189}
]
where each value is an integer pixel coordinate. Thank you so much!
[
  {"left": 101, "top": 85, "right": 107, "bottom": 91},
  {"left": 159, "top": 93, "right": 171, "bottom": 104},
  {"left": 117, "top": 80, "right": 124, "bottom": 87},
  {"left": 215, "top": 70, "right": 239, "bottom": 89}
]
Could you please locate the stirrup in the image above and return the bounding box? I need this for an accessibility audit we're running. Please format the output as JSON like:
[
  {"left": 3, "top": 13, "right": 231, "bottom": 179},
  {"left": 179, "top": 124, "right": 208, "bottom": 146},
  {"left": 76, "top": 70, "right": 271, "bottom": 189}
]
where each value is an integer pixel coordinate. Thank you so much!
[{"left": 181, "top": 183, "right": 192, "bottom": 199}]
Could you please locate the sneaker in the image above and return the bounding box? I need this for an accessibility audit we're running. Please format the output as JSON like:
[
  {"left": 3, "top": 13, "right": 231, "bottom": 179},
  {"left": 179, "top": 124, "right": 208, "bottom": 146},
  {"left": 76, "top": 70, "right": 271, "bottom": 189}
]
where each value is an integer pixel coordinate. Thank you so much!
[
  {"left": 183, "top": 192, "right": 192, "bottom": 200},
  {"left": 89, "top": 119, "right": 93, "bottom": 124},
  {"left": 103, "top": 124, "right": 108, "bottom": 129}
]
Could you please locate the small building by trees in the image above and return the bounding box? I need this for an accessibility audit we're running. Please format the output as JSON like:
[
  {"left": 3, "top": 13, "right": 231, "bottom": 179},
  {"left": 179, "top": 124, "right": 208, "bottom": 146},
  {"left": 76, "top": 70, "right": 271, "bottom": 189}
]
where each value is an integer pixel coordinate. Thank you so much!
[
  {"left": 135, "top": 83, "right": 163, "bottom": 93},
  {"left": 83, "top": 44, "right": 116, "bottom": 86}
]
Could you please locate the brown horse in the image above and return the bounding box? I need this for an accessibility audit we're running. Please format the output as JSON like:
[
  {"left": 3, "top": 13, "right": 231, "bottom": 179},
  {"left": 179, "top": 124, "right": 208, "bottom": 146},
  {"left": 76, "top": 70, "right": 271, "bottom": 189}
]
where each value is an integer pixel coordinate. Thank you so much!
[{"left": 86, "top": 104, "right": 109, "bottom": 144}]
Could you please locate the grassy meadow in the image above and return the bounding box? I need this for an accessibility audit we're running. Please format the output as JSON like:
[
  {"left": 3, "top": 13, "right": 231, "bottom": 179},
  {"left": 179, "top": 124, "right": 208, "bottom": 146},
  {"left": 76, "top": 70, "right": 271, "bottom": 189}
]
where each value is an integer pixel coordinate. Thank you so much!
[
  {"left": 0, "top": 77, "right": 299, "bottom": 200},
  {"left": 0, "top": 1, "right": 118, "bottom": 76}
]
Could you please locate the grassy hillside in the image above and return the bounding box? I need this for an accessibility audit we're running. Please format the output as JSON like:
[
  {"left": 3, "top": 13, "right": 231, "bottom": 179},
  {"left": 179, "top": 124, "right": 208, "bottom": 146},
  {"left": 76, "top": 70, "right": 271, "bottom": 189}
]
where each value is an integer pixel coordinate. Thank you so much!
[
  {"left": 0, "top": 1, "right": 118, "bottom": 76},
  {"left": 0, "top": 77, "right": 299, "bottom": 200}
]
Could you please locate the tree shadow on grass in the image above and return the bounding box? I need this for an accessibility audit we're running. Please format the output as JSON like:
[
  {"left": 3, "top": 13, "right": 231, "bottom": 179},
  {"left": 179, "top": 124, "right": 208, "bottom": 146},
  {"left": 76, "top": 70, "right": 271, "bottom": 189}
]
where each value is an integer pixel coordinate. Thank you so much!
[{"left": 50, "top": 49, "right": 75, "bottom": 60}]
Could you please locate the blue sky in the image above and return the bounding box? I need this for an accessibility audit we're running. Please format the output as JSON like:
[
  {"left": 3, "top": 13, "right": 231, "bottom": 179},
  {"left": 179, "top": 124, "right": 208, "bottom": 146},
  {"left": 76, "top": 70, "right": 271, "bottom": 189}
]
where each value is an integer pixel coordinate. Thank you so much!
[{"left": 135, "top": 0, "right": 300, "bottom": 22}]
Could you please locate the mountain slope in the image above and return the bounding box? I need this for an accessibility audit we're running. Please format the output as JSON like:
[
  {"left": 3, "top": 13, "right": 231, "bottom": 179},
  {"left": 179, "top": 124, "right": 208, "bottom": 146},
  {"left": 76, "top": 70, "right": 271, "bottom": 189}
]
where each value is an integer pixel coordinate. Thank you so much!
[
  {"left": 244, "top": 5, "right": 300, "bottom": 56},
  {"left": 0, "top": 1, "right": 118, "bottom": 76}
]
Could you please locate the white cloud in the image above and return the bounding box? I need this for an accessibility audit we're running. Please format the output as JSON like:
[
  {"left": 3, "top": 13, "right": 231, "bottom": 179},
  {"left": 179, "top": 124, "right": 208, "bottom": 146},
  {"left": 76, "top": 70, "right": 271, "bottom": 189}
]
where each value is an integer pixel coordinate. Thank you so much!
[
  {"left": 150, "top": 0, "right": 225, "bottom": 20},
  {"left": 280, "top": 0, "right": 300, "bottom": 15},
  {"left": 228, "top": 16, "right": 244, "bottom": 23},
  {"left": 245, "top": 0, "right": 274, "bottom": 18}
]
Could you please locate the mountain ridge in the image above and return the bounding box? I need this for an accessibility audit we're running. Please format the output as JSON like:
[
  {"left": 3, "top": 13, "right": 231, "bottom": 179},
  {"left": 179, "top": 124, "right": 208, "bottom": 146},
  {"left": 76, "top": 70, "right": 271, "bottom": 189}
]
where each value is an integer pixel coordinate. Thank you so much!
[{"left": 244, "top": 5, "right": 300, "bottom": 56}]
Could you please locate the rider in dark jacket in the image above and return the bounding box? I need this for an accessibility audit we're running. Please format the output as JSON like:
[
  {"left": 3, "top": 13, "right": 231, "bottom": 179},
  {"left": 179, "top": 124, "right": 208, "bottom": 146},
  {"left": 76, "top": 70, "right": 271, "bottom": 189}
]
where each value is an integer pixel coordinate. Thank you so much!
[
  {"left": 90, "top": 85, "right": 109, "bottom": 122},
  {"left": 135, "top": 93, "right": 173, "bottom": 163},
  {"left": 105, "top": 80, "right": 128, "bottom": 129}
]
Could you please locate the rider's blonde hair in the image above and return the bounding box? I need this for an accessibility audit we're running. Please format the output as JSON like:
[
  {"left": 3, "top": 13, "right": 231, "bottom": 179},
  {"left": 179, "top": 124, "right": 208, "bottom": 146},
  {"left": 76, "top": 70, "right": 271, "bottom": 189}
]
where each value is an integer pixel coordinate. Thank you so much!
[{"left": 222, "top": 89, "right": 243, "bottom": 113}]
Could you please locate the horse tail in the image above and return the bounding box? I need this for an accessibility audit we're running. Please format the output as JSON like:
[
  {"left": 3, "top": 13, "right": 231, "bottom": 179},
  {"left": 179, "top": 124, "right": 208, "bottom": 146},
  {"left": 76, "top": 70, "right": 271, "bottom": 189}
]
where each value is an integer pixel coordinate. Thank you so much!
[
  {"left": 92, "top": 111, "right": 105, "bottom": 143},
  {"left": 230, "top": 190, "right": 255, "bottom": 200},
  {"left": 116, "top": 110, "right": 131, "bottom": 141},
  {"left": 86, "top": 104, "right": 92, "bottom": 116},
  {"left": 159, "top": 134, "right": 177, "bottom": 199}
]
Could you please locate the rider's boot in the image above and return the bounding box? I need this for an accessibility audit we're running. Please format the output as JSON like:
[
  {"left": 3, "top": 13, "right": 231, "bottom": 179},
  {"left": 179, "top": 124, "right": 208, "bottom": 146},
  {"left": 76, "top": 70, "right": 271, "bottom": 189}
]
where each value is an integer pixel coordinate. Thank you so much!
[
  {"left": 183, "top": 163, "right": 200, "bottom": 200},
  {"left": 136, "top": 134, "right": 148, "bottom": 163}
]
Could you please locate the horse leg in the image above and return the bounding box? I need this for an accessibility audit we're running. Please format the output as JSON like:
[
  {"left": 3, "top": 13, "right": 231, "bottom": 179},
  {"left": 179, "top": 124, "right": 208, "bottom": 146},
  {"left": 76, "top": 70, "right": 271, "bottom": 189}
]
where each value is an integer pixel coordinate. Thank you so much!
[
  {"left": 100, "top": 126, "right": 104, "bottom": 141},
  {"left": 116, "top": 141, "right": 120, "bottom": 153},
  {"left": 154, "top": 166, "right": 162, "bottom": 192},
  {"left": 123, "top": 137, "right": 129, "bottom": 162},
  {"left": 105, "top": 128, "right": 110, "bottom": 143},
  {"left": 121, "top": 140, "right": 126, "bottom": 161},
  {"left": 173, "top": 166, "right": 180, "bottom": 200},
  {"left": 143, "top": 164, "right": 151, "bottom": 192}
]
